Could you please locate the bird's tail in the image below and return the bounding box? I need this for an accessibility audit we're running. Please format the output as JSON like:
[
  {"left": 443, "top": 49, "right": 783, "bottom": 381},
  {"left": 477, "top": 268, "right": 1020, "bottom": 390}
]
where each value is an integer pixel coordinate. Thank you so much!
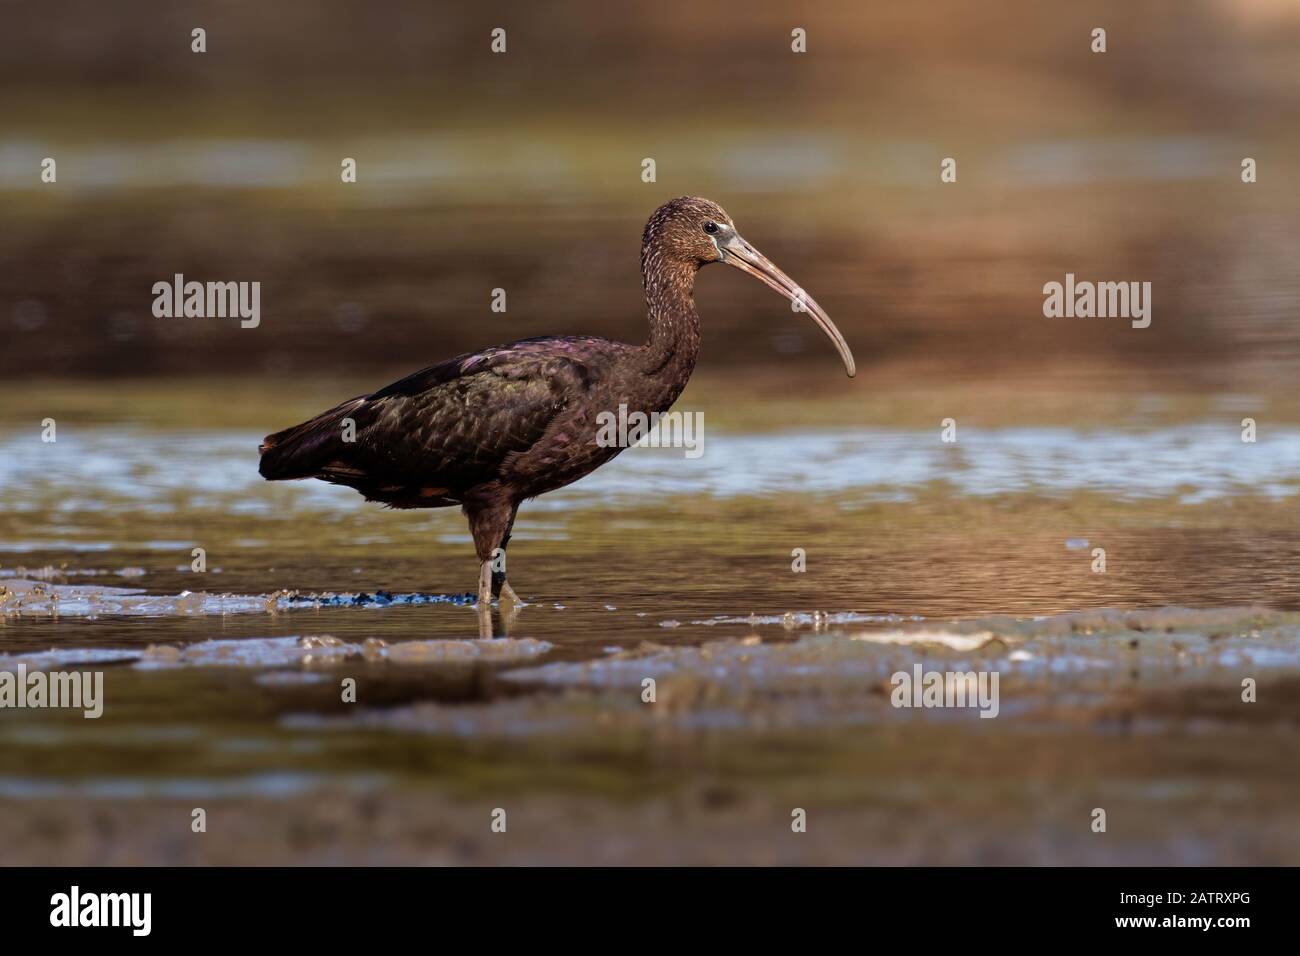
[{"left": 258, "top": 397, "right": 365, "bottom": 480}]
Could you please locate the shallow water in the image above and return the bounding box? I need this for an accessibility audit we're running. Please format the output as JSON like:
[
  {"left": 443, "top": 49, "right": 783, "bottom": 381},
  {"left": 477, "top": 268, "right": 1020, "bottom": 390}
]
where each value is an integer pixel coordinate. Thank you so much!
[
  {"left": 6, "top": 423, "right": 1299, "bottom": 509},
  {"left": 1, "top": 402, "right": 1299, "bottom": 864}
]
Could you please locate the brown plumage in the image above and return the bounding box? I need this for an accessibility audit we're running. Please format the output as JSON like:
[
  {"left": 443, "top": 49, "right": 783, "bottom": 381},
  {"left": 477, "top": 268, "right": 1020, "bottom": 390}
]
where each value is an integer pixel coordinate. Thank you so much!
[{"left": 259, "top": 197, "right": 855, "bottom": 611}]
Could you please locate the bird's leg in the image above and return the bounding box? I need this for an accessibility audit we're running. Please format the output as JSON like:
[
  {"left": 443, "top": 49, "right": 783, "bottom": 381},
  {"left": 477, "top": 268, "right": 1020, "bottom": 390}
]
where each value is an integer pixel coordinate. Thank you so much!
[
  {"left": 477, "top": 559, "right": 494, "bottom": 609},
  {"left": 475, "top": 560, "right": 495, "bottom": 637},
  {"left": 489, "top": 509, "right": 523, "bottom": 606},
  {"left": 476, "top": 559, "right": 520, "bottom": 638},
  {"left": 491, "top": 547, "right": 524, "bottom": 608},
  {"left": 466, "top": 496, "right": 521, "bottom": 624}
]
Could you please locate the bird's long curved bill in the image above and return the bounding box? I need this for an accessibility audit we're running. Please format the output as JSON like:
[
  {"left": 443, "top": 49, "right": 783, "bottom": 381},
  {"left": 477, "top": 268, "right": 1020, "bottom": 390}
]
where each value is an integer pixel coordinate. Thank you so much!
[{"left": 721, "top": 235, "right": 856, "bottom": 377}]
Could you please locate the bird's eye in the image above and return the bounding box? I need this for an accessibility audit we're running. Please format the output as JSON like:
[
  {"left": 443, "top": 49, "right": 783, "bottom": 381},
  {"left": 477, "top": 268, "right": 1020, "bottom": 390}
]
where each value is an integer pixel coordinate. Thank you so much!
[{"left": 703, "top": 221, "right": 718, "bottom": 235}]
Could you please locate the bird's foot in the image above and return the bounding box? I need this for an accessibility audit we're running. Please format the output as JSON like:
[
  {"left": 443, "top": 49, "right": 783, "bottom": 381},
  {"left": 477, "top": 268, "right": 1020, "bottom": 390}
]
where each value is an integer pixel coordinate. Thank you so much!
[
  {"left": 499, "top": 581, "right": 525, "bottom": 608},
  {"left": 475, "top": 561, "right": 524, "bottom": 637}
]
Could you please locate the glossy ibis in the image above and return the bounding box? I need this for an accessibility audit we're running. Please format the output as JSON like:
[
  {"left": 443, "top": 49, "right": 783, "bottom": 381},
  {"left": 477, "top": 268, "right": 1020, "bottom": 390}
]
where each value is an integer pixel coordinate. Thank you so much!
[{"left": 258, "top": 197, "right": 855, "bottom": 614}]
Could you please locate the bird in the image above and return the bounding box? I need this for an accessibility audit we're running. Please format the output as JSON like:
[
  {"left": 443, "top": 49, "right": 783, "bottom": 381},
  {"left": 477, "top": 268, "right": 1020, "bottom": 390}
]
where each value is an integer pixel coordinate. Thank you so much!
[{"left": 258, "top": 197, "right": 855, "bottom": 617}]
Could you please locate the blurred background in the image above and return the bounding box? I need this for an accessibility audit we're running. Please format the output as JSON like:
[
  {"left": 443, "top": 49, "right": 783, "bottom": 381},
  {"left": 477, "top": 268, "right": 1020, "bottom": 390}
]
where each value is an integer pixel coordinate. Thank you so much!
[{"left": 1, "top": 0, "right": 1298, "bottom": 394}]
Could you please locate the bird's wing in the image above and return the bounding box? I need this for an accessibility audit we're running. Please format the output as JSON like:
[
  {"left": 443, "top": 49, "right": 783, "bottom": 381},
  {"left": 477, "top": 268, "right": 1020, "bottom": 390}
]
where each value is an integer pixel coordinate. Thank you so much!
[{"left": 258, "top": 338, "right": 605, "bottom": 495}]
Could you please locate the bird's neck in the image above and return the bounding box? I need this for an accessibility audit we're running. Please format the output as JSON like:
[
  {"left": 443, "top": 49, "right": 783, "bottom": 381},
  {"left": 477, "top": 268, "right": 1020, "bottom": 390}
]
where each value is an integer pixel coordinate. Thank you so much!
[{"left": 637, "top": 255, "right": 701, "bottom": 390}]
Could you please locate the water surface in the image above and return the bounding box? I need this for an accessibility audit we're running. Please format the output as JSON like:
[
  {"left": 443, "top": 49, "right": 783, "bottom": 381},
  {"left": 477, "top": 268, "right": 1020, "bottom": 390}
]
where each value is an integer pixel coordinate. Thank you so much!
[{"left": 1, "top": 402, "right": 1298, "bottom": 864}]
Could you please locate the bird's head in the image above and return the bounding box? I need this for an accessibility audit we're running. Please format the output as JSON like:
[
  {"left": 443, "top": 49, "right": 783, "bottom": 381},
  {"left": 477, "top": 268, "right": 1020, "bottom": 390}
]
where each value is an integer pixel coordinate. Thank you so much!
[{"left": 643, "top": 196, "right": 856, "bottom": 378}]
